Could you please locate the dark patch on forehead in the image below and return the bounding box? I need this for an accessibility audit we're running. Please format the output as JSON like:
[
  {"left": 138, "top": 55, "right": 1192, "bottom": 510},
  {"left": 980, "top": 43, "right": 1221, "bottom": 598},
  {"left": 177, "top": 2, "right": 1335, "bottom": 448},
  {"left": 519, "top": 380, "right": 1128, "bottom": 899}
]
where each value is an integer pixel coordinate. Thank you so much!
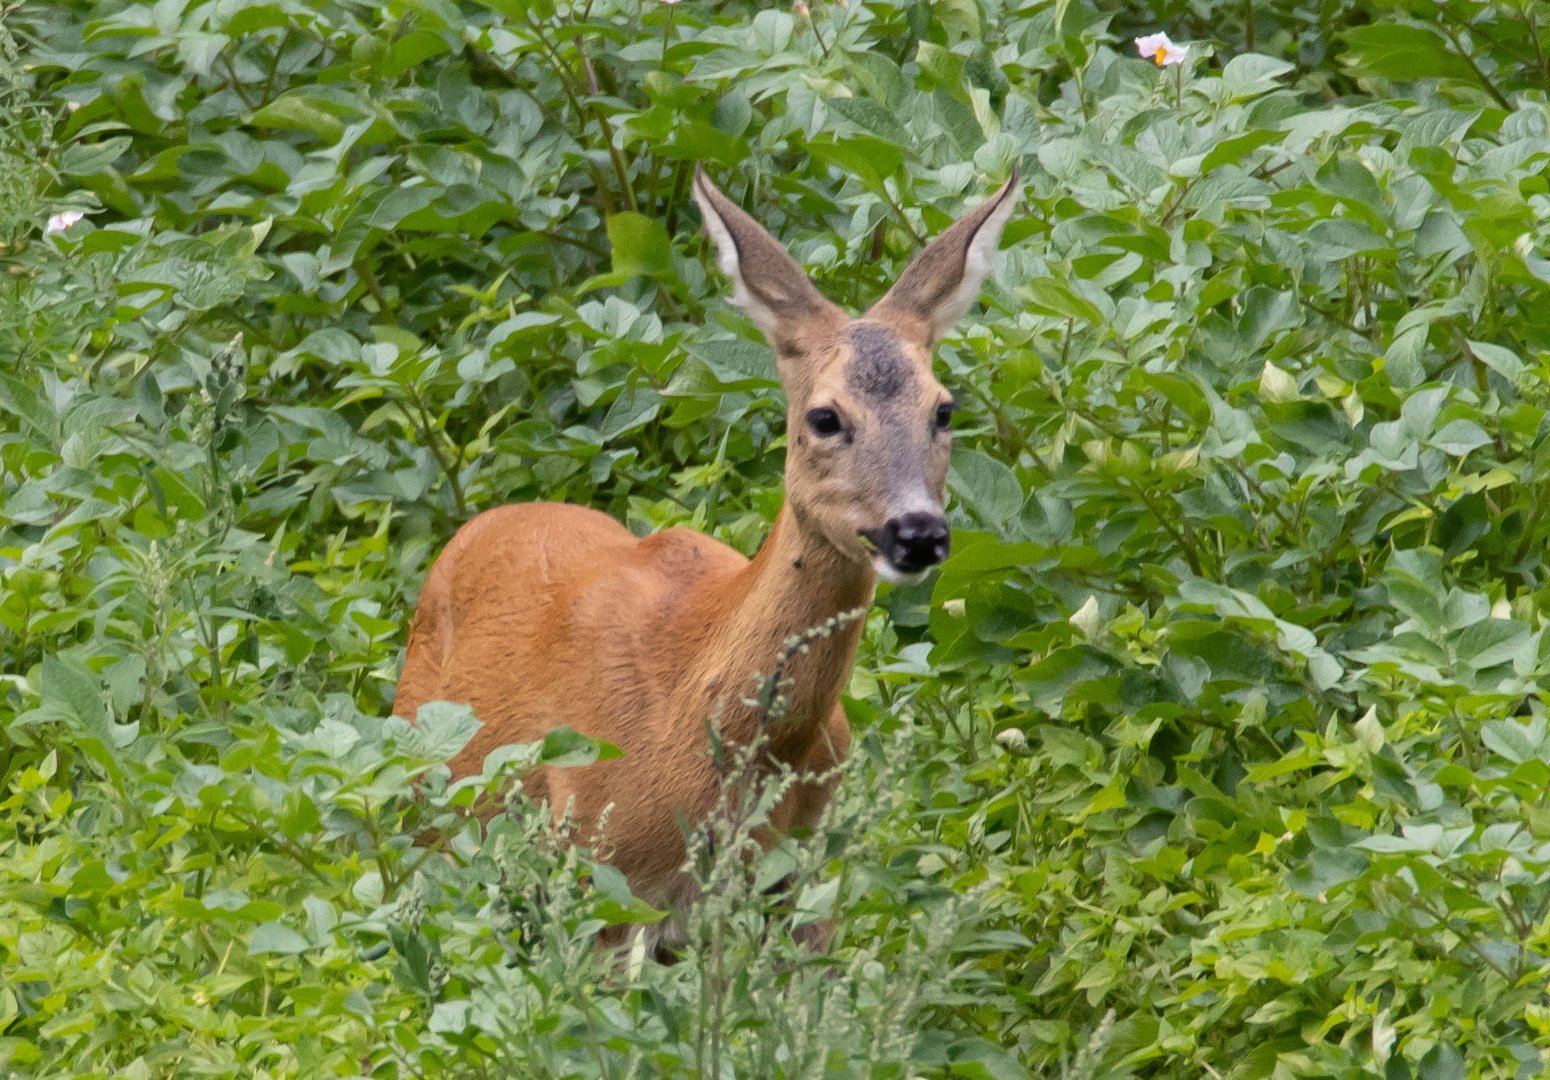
[{"left": 844, "top": 324, "right": 913, "bottom": 401}]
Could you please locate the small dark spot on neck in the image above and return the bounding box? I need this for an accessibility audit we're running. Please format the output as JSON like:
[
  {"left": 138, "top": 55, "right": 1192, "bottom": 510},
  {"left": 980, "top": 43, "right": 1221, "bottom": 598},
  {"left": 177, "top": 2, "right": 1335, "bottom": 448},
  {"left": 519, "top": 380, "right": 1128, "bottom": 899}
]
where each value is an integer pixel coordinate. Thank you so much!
[{"left": 792, "top": 556, "right": 804, "bottom": 570}]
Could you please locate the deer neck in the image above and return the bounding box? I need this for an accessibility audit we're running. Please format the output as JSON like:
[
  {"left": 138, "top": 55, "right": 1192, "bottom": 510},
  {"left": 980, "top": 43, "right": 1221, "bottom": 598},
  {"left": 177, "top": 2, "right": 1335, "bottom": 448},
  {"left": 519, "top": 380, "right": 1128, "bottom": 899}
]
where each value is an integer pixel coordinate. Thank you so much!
[{"left": 697, "top": 504, "right": 874, "bottom": 760}]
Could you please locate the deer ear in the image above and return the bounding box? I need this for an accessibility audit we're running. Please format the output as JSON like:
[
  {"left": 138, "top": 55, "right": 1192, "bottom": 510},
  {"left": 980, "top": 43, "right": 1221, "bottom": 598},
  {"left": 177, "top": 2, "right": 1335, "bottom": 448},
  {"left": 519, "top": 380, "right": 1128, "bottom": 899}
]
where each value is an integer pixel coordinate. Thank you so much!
[
  {"left": 693, "top": 166, "right": 843, "bottom": 345},
  {"left": 867, "top": 168, "right": 1019, "bottom": 344}
]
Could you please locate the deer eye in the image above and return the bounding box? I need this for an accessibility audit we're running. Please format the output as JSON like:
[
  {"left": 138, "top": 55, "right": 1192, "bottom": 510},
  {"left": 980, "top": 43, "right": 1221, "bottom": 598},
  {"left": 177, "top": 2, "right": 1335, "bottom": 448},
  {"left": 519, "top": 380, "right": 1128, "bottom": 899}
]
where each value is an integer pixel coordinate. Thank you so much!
[
  {"left": 806, "top": 407, "right": 843, "bottom": 438},
  {"left": 934, "top": 401, "right": 956, "bottom": 432}
]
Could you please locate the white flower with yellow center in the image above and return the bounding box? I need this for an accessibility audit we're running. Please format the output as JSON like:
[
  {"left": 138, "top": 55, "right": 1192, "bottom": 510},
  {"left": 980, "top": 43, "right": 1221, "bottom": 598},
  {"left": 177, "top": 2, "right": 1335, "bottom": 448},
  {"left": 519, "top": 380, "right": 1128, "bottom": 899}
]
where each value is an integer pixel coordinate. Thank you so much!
[
  {"left": 45, "top": 209, "right": 86, "bottom": 234},
  {"left": 1135, "top": 32, "right": 1188, "bottom": 66}
]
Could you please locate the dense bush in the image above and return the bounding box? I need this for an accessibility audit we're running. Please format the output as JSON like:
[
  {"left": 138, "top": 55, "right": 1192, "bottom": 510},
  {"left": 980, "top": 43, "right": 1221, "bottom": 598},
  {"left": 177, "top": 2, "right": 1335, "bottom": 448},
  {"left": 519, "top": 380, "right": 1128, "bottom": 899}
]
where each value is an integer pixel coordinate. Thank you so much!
[{"left": 4, "top": 0, "right": 1550, "bottom": 1075}]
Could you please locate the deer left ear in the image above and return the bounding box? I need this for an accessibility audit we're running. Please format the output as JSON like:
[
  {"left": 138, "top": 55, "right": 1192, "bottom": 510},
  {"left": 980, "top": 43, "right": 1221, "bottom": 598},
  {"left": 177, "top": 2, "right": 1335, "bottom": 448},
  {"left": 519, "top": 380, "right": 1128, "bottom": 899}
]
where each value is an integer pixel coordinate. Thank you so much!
[
  {"left": 866, "top": 167, "right": 1020, "bottom": 345},
  {"left": 692, "top": 166, "right": 844, "bottom": 348}
]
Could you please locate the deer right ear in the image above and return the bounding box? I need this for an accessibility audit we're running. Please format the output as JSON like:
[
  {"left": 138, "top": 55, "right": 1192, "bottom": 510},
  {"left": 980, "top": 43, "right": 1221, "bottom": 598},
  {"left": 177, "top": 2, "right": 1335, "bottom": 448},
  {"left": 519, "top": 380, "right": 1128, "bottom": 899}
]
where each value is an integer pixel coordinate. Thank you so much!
[
  {"left": 693, "top": 167, "right": 843, "bottom": 344},
  {"left": 866, "top": 168, "right": 1020, "bottom": 345}
]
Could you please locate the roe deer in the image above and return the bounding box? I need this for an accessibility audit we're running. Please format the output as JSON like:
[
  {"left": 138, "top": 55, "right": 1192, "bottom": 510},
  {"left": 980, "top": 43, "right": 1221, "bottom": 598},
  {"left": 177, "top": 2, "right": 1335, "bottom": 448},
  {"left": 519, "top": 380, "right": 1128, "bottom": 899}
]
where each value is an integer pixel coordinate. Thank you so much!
[{"left": 394, "top": 166, "right": 1018, "bottom": 935}]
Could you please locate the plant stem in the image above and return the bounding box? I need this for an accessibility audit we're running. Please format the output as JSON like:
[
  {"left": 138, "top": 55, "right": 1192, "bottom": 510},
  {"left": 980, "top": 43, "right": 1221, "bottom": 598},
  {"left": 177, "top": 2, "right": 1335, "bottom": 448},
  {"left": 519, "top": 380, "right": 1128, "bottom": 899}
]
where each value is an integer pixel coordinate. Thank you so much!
[
  {"left": 880, "top": 183, "right": 923, "bottom": 247},
  {"left": 1438, "top": 20, "right": 1513, "bottom": 109},
  {"left": 220, "top": 52, "right": 258, "bottom": 110},
  {"left": 1525, "top": 1, "right": 1550, "bottom": 91},
  {"left": 664, "top": 159, "right": 692, "bottom": 235},
  {"left": 804, "top": 5, "right": 831, "bottom": 60},
  {"left": 1129, "top": 480, "right": 1205, "bottom": 576},
  {"left": 525, "top": 11, "right": 636, "bottom": 212},
  {"left": 518, "top": 14, "right": 619, "bottom": 212},
  {"left": 397, "top": 394, "right": 467, "bottom": 520}
]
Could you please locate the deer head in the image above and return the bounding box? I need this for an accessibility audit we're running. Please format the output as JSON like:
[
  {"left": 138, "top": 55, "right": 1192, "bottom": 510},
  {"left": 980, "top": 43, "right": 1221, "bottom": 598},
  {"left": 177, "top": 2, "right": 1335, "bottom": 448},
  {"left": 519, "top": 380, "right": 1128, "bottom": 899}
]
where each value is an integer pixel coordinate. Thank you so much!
[{"left": 693, "top": 167, "right": 1019, "bottom": 583}]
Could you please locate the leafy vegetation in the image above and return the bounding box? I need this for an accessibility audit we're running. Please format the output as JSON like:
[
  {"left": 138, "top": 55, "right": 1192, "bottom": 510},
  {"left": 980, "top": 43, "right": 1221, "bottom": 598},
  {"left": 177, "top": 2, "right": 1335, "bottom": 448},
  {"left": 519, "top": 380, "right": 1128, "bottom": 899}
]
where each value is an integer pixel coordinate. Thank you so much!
[{"left": 5, "top": 0, "right": 1550, "bottom": 1075}]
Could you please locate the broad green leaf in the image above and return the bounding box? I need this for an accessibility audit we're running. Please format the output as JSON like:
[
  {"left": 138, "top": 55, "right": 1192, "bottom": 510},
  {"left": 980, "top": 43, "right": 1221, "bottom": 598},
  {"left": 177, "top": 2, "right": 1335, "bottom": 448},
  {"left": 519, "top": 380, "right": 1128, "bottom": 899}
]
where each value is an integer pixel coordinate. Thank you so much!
[
  {"left": 1429, "top": 419, "right": 1490, "bottom": 456},
  {"left": 1340, "top": 25, "right": 1480, "bottom": 85},
  {"left": 1222, "top": 54, "right": 1295, "bottom": 98},
  {"left": 60, "top": 136, "right": 132, "bottom": 176},
  {"left": 1482, "top": 716, "right": 1548, "bottom": 764},
  {"left": 1466, "top": 340, "right": 1525, "bottom": 380},
  {"left": 606, "top": 212, "right": 673, "bottom": 279},
  {"left": 250, "top": 94, "right": 346, "bottom": 141},
  {"left": 539, "top": 727, "right": 623, "bottom": 768},
  {"left": 680, "top": 338, "right": 778, "bottom": 391},
  {"left": 950, "top": 447, "right": 1023, "bottom": 526},
  {"left": 1199, "top": 129, "right": 1283, "bottom": 174},
  {"left": 1021, "top": 277, "right": 1104, "bottom": 325},
  {"left": 599, "top": 385, "right": 662, "bottom": 441},
  {"left": 407, "top": 701, "right": 481, "bottom": 760},
  {"left": 249, "top": 923, "right": 312, "bottom": 955},
  {"left": 806, "top": 134, "right": 903, "bottom": 190}
]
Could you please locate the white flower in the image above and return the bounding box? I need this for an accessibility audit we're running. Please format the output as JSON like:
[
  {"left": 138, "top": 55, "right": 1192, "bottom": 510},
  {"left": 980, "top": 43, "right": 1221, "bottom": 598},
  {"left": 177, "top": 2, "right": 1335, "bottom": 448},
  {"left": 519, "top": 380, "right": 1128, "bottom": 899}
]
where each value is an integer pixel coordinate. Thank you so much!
[
  {"left": 1135, "top": 32, "right": 1188, "bottom": 66},
  {"left": 45, "top": 209, "right": 86, "bottom": 234}
]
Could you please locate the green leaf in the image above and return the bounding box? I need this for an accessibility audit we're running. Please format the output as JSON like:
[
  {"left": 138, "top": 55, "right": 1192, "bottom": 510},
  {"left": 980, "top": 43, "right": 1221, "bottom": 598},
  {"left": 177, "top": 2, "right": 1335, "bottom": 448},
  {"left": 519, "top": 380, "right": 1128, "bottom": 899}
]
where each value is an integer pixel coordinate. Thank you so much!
[
  {"left": 1429, "top": 419, "right": 1490, "bottom": 456},
  {"left": 249, "top": 94, "right": 347, "bottom": 141},
  {"left": 950, "top": 448, "right": 1023, "bottom": 526},
  {"left": 539, "top": 727, "right": 622, "bottom": 768},
  {"left": 827, "top": 97, "right": 908, "bottom": 146},
  {"left": 60, "top": 136, "right": 132, "bottom": 176},
  {"left": 1287, "top": 847, "right": 1368, "bottom": 898},
  {"left": 1467, "top": 340, "right": 1525, "bottom": 380},
  {"left": 383, "top": 30, "right": 451, "bottom": 79},
  {"left": 1199, "top": 129, "right": 1284, "bottom": 174},
  {"left": 806, "top": 134, "right": 903, "bottom": 191},
  {"left": 407, "top": 701, "right": 481, "bottom": 760},
  {"left": 1340, "top": 25, "right": 1480, "bottom": 85},
  {"left": 945, "top": 1038, "right": 1030, "bottom": 1080},
  {"left": 1021, "top": 277, "right": 1105, "bottom": 326},
  {"left": 287, "top": 717, "right": 361, "bottom": 758},
  {"left": 368, "top": 186, "right": 439, "bottom": 229},
  {"left": 1017, "top": 645, "right": 1122, "bottom": 710},
  {"left": 680, "top": 338, "right": 778, "bottom": 391},
  {"left": 606, "top": 212, "right": 673, "bottom": 279},
  {"left": 593, "top": 895, "right": 668, "bottom": 927},
  {"left": 1418, "top": 1043, "right": 1464, "bottom": 1080},
  {"left": 791, "top": 879, "right": 839, "bottom": 928},
  {"left": 249, "top": 923, "right": 312, "bottom": 955},
  {"left": 599, "top": 385, "right": 662, "bottom": 441},
  {"left": 1221, "top": 54, "right": 1295, "bottom": 98},
  {"left": 1482, "top": 716, "right": 1548, "bottom": 765},
  {"left": 590, "top": 863, "right": 633, "bottom": 905},
  {"left": 41, "top": 654, "right": 106, "bottom": 733},
  {"left": 428, "top": 1000, "right": 472, "bottom": 1035}
]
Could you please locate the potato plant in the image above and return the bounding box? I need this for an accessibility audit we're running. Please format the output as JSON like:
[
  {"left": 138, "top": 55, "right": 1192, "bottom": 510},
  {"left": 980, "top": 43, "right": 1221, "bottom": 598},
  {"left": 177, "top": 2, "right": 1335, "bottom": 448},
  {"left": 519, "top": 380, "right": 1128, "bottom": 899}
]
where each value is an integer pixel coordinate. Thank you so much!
[{"left": 3, "top": 0, "right": 1550, "bottom": 1076}]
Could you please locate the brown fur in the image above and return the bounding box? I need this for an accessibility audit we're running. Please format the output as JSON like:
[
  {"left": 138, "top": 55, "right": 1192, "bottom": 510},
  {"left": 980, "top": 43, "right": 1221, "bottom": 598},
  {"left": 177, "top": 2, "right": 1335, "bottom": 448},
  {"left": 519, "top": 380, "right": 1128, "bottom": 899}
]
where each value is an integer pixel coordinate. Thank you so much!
[{"left": 394, "top": 167, "right": 1018, "bottom": 926}]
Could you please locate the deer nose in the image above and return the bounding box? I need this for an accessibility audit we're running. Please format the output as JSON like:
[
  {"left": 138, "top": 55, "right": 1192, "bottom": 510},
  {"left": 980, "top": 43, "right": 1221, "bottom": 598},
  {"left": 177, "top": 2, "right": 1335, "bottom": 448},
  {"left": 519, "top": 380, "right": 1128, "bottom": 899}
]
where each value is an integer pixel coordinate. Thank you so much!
[{"left": 864, "top": 511, "right": 950, "bottom": 573}]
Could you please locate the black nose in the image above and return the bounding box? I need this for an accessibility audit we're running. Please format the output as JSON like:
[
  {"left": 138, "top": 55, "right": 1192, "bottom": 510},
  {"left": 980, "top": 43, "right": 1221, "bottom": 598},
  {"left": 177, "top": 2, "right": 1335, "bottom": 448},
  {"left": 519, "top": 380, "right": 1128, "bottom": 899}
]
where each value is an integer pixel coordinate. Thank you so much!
[{"left": 863, "top": 512, "right": 950, "bottom": 573}]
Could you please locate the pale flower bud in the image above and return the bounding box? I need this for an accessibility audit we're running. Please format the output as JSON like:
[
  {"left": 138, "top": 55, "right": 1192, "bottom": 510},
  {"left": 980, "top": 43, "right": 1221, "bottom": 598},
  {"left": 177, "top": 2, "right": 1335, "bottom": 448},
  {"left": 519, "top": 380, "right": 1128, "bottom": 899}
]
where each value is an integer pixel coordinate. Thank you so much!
[
  {"left": 995, "top": 728, "right": 1028, "bottom": 753},
  {"left": 1068, "top": 595, "right": 1102, "bottom": 640},
  {"left": 1259, "top": 361, "right": 1300, "bottom": 403}
]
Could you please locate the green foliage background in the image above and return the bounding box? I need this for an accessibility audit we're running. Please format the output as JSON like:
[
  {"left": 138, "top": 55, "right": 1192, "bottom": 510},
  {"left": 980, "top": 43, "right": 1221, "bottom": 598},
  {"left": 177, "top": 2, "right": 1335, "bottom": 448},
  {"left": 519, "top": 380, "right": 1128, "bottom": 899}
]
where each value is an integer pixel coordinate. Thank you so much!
[{"left": 5, "top": 0, "right": 1550, "bottom": 1075}]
